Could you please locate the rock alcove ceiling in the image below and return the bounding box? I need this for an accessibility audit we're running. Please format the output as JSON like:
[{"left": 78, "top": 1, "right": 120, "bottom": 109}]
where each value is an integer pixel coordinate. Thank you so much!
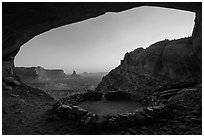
[{"left": 2, "top": 2, "right": 202, "bottom": 78}]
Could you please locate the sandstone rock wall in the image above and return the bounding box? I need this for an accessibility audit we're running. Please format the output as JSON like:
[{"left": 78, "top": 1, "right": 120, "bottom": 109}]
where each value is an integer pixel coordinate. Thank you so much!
[
  {"left": 96, "top": 37, "right": 201, "bottom": 94},
  {"left": 2, "top": 59, "right": 15, "bottom": 78}
]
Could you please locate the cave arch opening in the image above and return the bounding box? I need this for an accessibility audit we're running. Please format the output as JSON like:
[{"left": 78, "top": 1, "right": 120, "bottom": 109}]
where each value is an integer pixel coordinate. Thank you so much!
[{"left": 13, "top": 6, "right": 195, "bottom": 99}]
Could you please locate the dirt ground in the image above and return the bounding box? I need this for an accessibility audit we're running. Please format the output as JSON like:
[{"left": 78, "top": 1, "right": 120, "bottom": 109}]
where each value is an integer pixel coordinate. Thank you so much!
[{"left": 2, "top": 84, "right": 202, "bottom": 135}]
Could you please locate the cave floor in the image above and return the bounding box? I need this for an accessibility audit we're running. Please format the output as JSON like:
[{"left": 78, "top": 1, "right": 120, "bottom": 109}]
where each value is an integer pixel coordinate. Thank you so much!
[
  {"left": 78, "top": 100, "right": 142, "bottom": 116},
  {"left": 2, "top": 84, "right": 202, "bottom": 135}
]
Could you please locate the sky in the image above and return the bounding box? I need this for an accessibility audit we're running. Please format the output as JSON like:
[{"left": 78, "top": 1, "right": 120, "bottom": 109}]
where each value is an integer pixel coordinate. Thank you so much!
[{"left": 14, "top": 6, "right": 195, "bottom": 74}]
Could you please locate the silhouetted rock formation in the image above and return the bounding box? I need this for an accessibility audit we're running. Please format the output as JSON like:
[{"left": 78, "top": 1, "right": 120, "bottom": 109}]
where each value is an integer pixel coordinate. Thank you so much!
[
  {"left": 96, "top": 37, "right": 201, "bottom": 94},
  {"left": 69, "top": 70, "right": 81, "bottom": 78},
  {"left": 15, "top": 66, "right": 67, "bottom": 83},
  {"left": 72, "top": 70, "right": 77, "bottom": 75}
]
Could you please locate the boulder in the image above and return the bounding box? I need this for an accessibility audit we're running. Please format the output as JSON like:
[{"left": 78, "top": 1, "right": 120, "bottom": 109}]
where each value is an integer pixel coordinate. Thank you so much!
[
  {"left": 4, "top": 77, "right": 21, "bottom": 86},
  {"left": 3, "top": 85, "right": 13, "bottom": 90}
]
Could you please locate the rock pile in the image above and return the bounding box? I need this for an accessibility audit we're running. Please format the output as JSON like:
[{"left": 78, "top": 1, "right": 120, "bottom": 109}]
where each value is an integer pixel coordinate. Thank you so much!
[
  {"left": 52, "top": 91, "right": 170, "bottom": 132},
  {"left": 52, "top": 91, "right": 103, "bottom": 119}
]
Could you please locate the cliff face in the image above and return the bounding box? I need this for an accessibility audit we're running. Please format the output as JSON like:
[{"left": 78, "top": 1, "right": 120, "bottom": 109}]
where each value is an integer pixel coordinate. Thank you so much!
[
  {"left": 15, "top": 66, "right": 67, "bottom": 83},
  {"left": 96, "top": 37, "right": 201, "bottom": 94}
]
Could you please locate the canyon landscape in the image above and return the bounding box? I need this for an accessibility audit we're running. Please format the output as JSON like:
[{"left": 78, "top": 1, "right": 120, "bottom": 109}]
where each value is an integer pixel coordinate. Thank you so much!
[
  {"left": 2, "top": 2, "right": 202, "bottom": 135},
  {"left": 15, "top": 66, "right": 107, "bottom": 99}
]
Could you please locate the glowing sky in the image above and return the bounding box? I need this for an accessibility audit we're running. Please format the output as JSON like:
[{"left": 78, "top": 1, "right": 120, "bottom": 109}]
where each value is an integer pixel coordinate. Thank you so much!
[{"left": 15, "top": 6, "right": 195, "bottom": 74}]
